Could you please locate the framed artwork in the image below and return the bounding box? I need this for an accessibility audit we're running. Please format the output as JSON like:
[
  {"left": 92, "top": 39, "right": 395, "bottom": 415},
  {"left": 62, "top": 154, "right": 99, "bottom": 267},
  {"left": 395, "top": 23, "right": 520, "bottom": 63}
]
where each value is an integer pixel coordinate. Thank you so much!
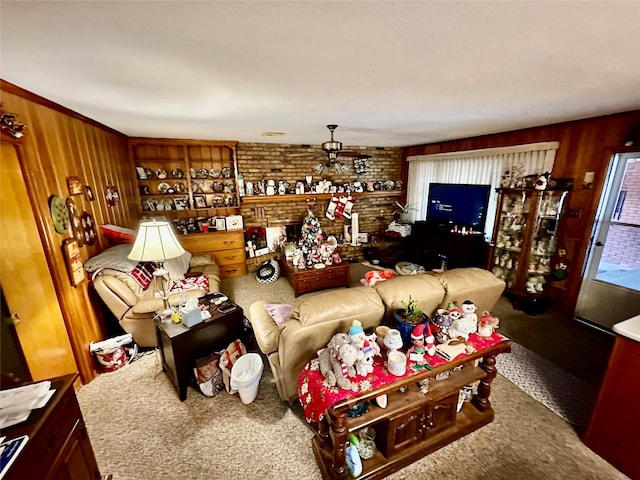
[
  {"left": 357, "top": 232, "right": 369, "bottom": 244},
  {"left": 84, "top": 185, "right": 94, "bottom": 202},
  {"left": 66, "top": 176, "right": 83, "bottom": 196},
  {"left": 105, "top": 186, "right": 120, "bottom": 207},
  {"left": 174, "top": 198, "right": 188, "bottom": 210},
  {"left": 62, "top": 238, "right": 85, "bottom": 286},
  {"left": 194, "top": 195, "right": 207, "bottom": 209},
  {"left": 136, "top": 166, "right": 147, "bottom": 179}
]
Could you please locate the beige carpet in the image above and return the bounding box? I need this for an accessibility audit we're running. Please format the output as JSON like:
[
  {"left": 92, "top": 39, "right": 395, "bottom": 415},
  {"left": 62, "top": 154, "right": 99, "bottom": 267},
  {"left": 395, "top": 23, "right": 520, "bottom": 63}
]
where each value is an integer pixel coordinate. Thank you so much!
[
  {"left": 75, "top": 264, "right": 628, "bottom": 479},
  {"left": 77, "top": 352, "right": 626, "bottom": 480}
]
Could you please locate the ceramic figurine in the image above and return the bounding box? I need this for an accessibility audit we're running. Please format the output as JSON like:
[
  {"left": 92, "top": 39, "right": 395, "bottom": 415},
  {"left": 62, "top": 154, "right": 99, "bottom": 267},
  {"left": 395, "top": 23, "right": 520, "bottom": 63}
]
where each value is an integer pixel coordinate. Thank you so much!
[
  {"left": 406, "top": 324, "right": 426, "bottom": 362},
  {"left": 478, "top": 311, "right": 500, "bottom": 337},
  {"left": 383, "top": 329, "right": 403, "bottom": 353}
]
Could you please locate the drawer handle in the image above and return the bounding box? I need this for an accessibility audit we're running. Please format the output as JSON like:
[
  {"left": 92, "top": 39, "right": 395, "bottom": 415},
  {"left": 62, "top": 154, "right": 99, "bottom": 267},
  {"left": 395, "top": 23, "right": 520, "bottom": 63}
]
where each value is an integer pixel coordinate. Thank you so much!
[
  {"left": 223, "top": 241, "right": 233, "bottom": 245},
  {"left": 224, "top": 255, "right": 235, "bottom": 260},
  {"left": 226, "top": 269, "right": 237, "bottom": 274}
]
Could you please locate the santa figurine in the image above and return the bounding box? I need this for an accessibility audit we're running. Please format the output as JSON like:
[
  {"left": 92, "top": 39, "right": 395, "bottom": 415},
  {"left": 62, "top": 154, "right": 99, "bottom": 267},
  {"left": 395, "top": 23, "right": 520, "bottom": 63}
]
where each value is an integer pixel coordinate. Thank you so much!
[
  {"left": 407, "top": 324, "right": 426, "bottom": 362},
  {"left": 425, "top": 324, "right": 436, "bottom": 356}
]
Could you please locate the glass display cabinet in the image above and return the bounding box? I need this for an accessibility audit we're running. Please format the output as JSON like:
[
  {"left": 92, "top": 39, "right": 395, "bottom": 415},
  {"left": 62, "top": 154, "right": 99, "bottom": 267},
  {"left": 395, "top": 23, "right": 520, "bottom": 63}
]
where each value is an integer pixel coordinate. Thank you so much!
[{"left": 489, "top": 188, "right": 568, "bottom": 298}]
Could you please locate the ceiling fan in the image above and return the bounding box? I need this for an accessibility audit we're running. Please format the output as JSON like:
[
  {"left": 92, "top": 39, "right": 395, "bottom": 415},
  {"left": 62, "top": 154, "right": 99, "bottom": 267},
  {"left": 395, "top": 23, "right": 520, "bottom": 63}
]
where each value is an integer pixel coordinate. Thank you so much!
[{"left": 288, "top": 124, "right": 372, "bottom": 174}]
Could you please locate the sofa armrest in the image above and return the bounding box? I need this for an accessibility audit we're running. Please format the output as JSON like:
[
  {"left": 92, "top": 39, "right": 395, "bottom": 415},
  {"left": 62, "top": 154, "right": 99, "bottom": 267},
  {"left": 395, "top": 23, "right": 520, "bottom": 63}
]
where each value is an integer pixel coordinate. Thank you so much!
[
  {"left": 199, "top": 263, "right": 221, "bottom": 292},
  {"left": 132, "top": 297, "right": 166, "bottom": 314},
  {"left": 249, "top": 300, "right": 283, "bottom": 355}
]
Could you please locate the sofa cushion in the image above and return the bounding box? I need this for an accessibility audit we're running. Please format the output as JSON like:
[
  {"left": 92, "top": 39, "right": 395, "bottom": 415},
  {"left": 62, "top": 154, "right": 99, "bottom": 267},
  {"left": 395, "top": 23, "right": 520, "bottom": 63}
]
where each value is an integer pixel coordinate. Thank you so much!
[
  {"left": 100, "top": 274, "right": 141, "bottom": 307},
  {"left": 372, "top": 274, "right": 445, "bottom": 319},
  {"left": 291, "top": 286, "right": 384, "bottom": 327},
  {"left": 434, "top": 267, "right": 506, "bottom": 315}
]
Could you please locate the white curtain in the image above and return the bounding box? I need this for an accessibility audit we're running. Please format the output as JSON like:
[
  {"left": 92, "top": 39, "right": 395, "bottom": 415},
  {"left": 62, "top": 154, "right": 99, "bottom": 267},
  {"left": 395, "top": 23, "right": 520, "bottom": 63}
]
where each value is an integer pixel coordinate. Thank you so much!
[{"left": 407, "top": 142, "right": 559, "bottom": 238}]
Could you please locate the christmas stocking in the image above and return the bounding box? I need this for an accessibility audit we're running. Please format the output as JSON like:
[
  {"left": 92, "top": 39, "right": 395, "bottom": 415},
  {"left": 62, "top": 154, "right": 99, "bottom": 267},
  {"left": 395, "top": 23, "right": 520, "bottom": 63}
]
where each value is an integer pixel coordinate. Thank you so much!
[
  {"left": 334, "top": 196, "right": 346, "bottom": 219},
  {"left": 325, "top": 196, "right": 339, "bottom": 220},
  {"left": 342, "top": 196, "right": 355, "bottom": 220}
]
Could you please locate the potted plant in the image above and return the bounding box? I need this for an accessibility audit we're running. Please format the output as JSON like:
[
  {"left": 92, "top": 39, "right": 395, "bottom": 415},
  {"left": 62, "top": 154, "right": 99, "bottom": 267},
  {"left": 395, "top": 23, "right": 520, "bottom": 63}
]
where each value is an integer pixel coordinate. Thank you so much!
[
  {"left": 393, "top": 296, "right": 428, "bottom": 348},
  {"left": 393, "top": 202, "right": 416, "bottom": 224}
]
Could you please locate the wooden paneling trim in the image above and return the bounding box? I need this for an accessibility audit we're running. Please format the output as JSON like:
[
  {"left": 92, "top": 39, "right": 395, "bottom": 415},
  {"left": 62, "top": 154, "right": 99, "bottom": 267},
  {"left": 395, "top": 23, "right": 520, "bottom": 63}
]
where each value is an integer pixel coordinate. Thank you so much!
[{"left": 1, "top": 79, "right": 127, "bottom": 138}]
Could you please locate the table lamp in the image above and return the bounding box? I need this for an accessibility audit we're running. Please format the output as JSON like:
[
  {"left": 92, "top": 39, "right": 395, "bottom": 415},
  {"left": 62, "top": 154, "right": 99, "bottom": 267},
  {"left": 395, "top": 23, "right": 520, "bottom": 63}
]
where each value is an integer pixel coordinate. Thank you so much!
[{"left": 128, "top": 220, "right": 186, "bottom": 310}]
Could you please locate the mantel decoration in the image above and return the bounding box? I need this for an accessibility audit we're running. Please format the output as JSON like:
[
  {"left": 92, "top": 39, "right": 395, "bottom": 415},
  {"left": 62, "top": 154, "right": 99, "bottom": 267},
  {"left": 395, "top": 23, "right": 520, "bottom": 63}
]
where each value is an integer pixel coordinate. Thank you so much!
[{"left": 0, "top": 108, "right": 27, "bottom": 139}]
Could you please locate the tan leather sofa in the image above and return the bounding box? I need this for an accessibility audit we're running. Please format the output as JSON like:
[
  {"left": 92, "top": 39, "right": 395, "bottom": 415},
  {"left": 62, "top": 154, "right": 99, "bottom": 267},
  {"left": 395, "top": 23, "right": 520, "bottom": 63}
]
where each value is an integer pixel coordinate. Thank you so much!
[
  {"left": 91, "top": 250, "right": 221, "bottom": 347},
  {"left": 249, "top": 267, "right": 506, "bottom": 403}
]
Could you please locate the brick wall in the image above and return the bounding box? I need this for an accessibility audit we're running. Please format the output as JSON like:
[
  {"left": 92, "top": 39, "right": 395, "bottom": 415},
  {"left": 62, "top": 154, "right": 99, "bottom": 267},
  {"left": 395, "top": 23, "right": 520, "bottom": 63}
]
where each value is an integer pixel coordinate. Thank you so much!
[
  {"left": 601, "top": 158, "right": 640, "bottom": 268},
  {"left": 237, "top": 142, "right": 403, "bottom": 261}
]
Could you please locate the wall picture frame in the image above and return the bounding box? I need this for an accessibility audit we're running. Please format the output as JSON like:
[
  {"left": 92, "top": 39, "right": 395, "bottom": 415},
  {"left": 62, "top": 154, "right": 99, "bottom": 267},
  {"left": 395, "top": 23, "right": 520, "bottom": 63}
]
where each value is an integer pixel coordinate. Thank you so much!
[
  {"left": 194, "top": 195, "right": 207, "bottom": 209},
  {"left": 62, "top": 238, "right": 85, "bottom": 286},
  {"left": 84, "top": 185, "right": 94, "bottom": 202},
  {"left": 66, "top": 176, "right": 83, "bottom": 196}
]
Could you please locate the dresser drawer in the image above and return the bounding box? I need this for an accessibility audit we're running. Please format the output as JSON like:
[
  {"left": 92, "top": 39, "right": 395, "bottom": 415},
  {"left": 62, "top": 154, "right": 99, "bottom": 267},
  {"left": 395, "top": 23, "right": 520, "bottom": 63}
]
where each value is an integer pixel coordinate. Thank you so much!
[
  {"left": 180, "top": 231, "right": 245, "bottom": 253},
  {"left": 219, "top": 262, "right": 247, "bottom": 279},
  {"left": 211, "top": 248, "right": 246, "bottom": 266}
]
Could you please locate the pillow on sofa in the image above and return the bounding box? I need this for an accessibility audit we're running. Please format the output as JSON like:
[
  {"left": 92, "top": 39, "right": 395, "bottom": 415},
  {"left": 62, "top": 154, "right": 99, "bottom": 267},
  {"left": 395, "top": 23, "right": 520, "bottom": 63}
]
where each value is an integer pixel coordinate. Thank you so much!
[
  {"left": 100, "top": 224, "right": 137, "bottom": 244},
  {"left": 264, "top": 304, "right": 293, "bottom": 326},
  {"left": 164, "top": 251, "right": 192, "bottom": 281}
]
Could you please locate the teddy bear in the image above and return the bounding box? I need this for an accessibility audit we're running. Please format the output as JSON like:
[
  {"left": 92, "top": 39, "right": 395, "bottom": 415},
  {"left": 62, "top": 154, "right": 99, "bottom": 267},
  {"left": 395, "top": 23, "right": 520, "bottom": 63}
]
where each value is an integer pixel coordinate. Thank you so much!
[
  {"left": 355, "top": 341, "right": 375, "bottom": 377},
  {"left": 318, "top": 333, "right": 360, "bottom": 390}
]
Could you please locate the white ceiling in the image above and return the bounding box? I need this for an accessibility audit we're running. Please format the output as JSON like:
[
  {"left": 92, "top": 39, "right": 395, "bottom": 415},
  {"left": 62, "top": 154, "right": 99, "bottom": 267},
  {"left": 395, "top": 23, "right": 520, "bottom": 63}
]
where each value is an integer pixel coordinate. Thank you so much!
[{"left": 2, "top": 1, "right": 639, "bottom": 148}]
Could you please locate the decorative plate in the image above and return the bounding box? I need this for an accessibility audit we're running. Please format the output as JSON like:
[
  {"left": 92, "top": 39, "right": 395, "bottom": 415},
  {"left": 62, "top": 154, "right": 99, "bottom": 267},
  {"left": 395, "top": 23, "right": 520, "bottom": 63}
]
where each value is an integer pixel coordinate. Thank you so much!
[
  {"left": 189, "top": 168, "right": 197, "bottom": 179},
  {"left": 209, "top": 168, "right": 221, "bottom": 178},
  {"left": 197, "top": 168, "right": 209, "bottom": 179},
  {"left": 212, "top": 181, "right": 224, "bottom": 193},
  {"left": 156, "top": 169, "right": 168, "bottom": 180},
  {"left": 49, "top": 195, "right": 70, "bottom": 234},
  {"left": 224, "top": 181, "right": 236, "bottom": 193},
  {"left": 173, "top": 182, "right": 187, "bottom": 193},
  {"left": 144, "top": 168, "right": 155, "bottom": 179},
  {"left": 81, "top": 212, "right": 97, "bottom": 245},
  {"left": 191, "top": 181, "right": 200, "bottom": 193},
  {"left": 221, "top": 167, "right": 232, "bottom": 179},
  {"left": 200, "top": 181, "right": 211, "bottom": 193},
  {"left": 172, "top": 168, "right": 184, "bottom": 179},
  {"left": 157, "top": 182, "right": 170, "bottom": 193}
]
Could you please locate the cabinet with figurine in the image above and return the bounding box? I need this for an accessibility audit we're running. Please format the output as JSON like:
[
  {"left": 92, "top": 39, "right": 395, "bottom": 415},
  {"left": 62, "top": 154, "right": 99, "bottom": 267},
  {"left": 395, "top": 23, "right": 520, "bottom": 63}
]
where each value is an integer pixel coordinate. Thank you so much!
[
  {"left": 488, "top": 188, "right": 568, "bottom": 298},
  {"left": 130, "top": 138, "right": 241, "bottom": 233}
]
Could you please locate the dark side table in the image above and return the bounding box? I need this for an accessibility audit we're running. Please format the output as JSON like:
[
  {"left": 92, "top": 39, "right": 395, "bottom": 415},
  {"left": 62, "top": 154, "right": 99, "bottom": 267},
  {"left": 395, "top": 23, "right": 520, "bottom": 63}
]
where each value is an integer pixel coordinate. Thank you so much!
[{"left": 155, "top": 303, "right": 244, "bottom": 401}]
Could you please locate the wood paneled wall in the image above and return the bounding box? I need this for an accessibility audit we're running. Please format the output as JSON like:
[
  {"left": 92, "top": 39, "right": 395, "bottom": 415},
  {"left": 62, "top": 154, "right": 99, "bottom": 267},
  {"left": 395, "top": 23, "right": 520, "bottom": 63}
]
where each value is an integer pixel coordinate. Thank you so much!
[
  {"left": 402, "top": 110, "right": 640, "bottom": 318},
  {"left": 1, "top": 80, "right": 138, "bottom": 383}
]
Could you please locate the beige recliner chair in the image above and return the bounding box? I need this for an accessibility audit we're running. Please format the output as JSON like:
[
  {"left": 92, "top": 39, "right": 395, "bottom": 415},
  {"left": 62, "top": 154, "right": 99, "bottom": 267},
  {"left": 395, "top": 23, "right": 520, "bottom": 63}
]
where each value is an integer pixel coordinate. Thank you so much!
[{"left": 89, "top": 245, "right": 221, "bottom": 347}]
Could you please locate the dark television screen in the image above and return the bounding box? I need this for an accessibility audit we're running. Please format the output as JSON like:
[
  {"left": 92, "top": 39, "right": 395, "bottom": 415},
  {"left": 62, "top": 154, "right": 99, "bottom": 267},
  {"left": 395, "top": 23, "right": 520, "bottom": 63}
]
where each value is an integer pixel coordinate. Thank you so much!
[{"left": 426, "top": 183, "right": 491, "bottom": 229}]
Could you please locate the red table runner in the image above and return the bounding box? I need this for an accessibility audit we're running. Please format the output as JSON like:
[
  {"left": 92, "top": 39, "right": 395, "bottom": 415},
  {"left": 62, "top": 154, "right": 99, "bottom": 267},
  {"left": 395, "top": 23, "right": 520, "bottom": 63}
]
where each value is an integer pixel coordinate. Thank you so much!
[{"left": 298, "top": 332, "right": 507, "bottom": 423}]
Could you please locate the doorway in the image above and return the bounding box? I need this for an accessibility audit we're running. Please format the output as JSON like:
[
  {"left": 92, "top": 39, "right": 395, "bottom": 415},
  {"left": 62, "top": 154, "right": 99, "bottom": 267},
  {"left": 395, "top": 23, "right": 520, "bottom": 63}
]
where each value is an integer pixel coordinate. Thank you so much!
[{"left": 575, "top": 151, "right": 640, "bottom": 330}]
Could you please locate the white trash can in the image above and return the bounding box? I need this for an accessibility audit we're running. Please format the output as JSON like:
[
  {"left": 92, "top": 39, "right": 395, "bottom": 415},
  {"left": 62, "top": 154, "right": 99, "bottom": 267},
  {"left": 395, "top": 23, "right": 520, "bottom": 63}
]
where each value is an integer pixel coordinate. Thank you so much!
[{"left": 230, "top": 353, "right": 264, "bottom": 404}]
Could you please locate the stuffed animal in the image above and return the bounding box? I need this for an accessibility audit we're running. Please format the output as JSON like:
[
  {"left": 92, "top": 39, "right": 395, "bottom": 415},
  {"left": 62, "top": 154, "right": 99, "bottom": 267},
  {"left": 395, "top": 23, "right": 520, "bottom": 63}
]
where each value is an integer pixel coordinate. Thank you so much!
[
  {"left": 448, "top": 307, "right": 477, "bottom": 341},
  {"left": 318, "top": 333, "right": 360, "bottom": 389},
  {"left": 355, "top": 341, "right": 375, "bottom": 377}
]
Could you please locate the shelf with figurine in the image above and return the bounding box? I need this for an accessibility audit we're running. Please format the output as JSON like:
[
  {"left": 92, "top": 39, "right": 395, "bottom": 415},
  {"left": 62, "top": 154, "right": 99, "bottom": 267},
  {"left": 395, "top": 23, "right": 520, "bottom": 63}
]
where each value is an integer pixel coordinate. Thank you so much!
[
  {"left": 489, "top": 186, "right": 569, "bottom": 300},
  {"left": 130, "top": 138, "right": 241, "bottom": 217}
]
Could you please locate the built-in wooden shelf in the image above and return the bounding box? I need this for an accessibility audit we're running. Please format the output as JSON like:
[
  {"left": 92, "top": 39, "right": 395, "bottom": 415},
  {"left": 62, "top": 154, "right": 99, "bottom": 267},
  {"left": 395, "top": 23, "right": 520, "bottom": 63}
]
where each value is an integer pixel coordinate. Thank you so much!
[{"left": 241, "top": 190, "right": 402, "bottom": 204}]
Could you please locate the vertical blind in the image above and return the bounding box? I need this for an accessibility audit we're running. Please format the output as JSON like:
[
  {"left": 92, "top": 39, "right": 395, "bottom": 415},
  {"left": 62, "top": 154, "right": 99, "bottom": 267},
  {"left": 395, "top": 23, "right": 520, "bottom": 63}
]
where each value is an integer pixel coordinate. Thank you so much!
[{"left": 406, "top": 142, "right": 559, "bottom": 238}]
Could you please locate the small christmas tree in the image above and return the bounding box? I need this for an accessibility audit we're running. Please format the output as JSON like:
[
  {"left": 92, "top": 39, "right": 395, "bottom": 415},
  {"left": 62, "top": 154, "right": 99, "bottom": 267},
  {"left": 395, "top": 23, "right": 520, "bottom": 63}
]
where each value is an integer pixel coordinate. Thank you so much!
[{"left": 299, "top": 206, "right": 324, "bottom": 266}]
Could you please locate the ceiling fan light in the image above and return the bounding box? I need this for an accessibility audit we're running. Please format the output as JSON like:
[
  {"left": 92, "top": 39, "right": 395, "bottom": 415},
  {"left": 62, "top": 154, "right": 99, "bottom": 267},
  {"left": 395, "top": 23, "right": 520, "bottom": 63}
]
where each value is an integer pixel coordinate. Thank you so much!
[{"left": 322, "top": 140, "right": 342, "bottom": 154}]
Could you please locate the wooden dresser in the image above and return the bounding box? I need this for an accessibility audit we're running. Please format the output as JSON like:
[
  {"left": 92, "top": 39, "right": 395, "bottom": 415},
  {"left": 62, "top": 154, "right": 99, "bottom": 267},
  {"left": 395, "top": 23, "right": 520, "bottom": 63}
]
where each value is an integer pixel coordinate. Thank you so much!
[
  {"left": 180, "top": 230, "right": 247, "bottom": 279},
  {"left": 2, "top": 373, "right": 103, "bottom": 480}
]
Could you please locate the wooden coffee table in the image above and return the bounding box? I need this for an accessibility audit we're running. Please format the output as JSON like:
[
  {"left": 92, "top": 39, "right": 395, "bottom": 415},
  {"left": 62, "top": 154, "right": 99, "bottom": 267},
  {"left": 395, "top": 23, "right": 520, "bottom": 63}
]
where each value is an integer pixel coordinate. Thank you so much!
[{"left": 280, "top": 259, "right": 350, "bottom": 297}]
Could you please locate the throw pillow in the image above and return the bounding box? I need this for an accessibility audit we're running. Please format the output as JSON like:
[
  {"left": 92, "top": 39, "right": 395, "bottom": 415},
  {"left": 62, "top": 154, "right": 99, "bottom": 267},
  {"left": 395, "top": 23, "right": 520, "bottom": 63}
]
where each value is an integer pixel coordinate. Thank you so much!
[
  {"left": 100, "top": 224, "right": 137, "bottom": 244},
  {"left": 264, "top": 303, "right": 293, "bottom": 326}
]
